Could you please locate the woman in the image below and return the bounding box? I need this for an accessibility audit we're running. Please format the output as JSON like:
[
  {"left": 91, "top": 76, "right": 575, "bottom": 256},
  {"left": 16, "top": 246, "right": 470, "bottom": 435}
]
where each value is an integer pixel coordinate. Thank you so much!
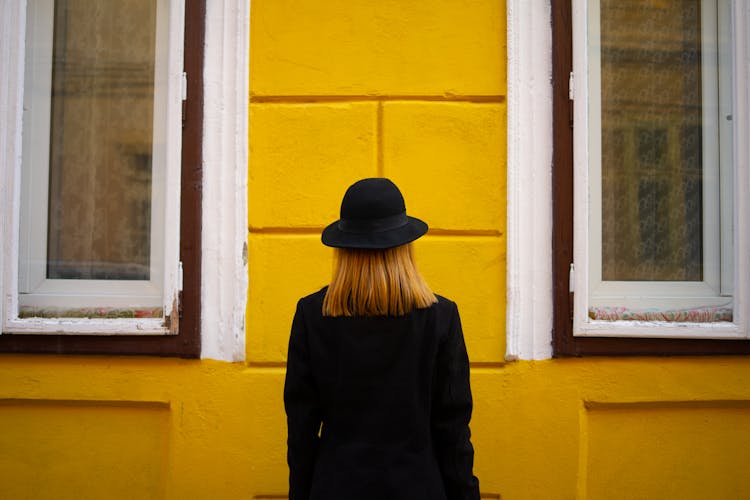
[{"left": 284, "top": 178, "right": 480, "bottom": 500}]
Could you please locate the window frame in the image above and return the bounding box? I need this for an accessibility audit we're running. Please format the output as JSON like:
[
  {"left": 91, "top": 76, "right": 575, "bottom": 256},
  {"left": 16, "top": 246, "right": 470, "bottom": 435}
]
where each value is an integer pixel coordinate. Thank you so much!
[
  {"left": 0, "top": 0, "right": 204, "bottom": 357},
  {"left": 552, "top": 0, "right": 750, "bottom": 356},
  {"left": 585, "top": 0, "right": 730, "bottom": 311}
]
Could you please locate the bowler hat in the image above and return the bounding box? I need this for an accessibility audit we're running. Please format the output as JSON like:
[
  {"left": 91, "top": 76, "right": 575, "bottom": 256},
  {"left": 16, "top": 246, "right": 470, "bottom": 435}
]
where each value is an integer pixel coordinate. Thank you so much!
[{"left": 321, "top": 178, "right": 428, "bottom": 249}]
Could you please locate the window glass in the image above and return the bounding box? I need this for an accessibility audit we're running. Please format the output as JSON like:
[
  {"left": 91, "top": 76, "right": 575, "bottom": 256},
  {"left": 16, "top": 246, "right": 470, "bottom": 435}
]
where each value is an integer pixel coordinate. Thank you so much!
[
  {"left": 600, "top": 0, "right": 704, "bottom": 282},
  {"left": 46, "top": 0, "right": 156, "bottom": 281}
]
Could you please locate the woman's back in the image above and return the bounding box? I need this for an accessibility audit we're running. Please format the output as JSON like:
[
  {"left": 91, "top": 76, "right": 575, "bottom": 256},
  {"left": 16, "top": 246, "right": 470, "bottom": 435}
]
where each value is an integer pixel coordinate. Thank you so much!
[{"left": 286, "top": 288, "right": 478, "bottom": 499}]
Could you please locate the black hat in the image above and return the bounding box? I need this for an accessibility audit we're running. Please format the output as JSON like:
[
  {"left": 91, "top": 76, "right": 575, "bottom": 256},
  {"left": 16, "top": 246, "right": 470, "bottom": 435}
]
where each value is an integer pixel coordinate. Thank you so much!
[{"left": 321, "top": 178, "right": 428, "bottom": 249}]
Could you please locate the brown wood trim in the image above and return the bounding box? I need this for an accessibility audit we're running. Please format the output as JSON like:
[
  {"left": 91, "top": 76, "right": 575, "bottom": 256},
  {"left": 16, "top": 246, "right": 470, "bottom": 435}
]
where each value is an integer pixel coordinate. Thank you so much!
[
  {"left": 550, "top": 0, "right": 750, "bottom": 356},
  {"left": 173, "top": 0, "right": 205, "bottom": 358},
  {"left": 551, "top": 0, "right": 576, "bottom": 356},
  {"left": 0, "top": 0, "right": 205, "bottom": 358},
  {"left": 557, "top": 335, "right": 750, "bottom": 357}
]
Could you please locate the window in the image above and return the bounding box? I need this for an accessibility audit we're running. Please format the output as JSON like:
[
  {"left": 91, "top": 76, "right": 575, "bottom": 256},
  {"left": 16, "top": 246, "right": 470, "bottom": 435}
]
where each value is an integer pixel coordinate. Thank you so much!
[
  {"left": 552, "top": 0, "right": 750, "bottom": 355},
  {"left": 0, "top": 0, "right": 203, "bottom": 355}
]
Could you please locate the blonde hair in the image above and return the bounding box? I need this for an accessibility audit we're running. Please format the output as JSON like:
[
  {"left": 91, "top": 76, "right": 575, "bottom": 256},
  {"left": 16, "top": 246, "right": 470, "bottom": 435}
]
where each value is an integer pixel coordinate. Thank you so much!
[{"left": 322, "top": 243, "right": 437, "bottom": 317}]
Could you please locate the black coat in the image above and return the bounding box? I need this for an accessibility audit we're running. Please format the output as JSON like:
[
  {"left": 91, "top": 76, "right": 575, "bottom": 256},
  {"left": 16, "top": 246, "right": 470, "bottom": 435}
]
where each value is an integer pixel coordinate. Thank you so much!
[{"left": 284, "top": 288, "right": 480, "bottom": 500}]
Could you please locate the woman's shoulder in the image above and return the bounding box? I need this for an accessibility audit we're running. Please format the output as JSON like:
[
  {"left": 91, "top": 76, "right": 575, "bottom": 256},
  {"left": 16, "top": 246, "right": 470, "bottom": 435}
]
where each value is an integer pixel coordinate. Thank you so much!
[
  {"left": 433, "top": 293, "right": 457, "bottom": 308},
  {"left": 433, "top": 293, "right": 458, "bottom": 311},
  {"left": 429, "top": 294, "right": 460, "bottom": 321},
  {"left": 296, "top": 286, "right": 328, "bottom": 311}
]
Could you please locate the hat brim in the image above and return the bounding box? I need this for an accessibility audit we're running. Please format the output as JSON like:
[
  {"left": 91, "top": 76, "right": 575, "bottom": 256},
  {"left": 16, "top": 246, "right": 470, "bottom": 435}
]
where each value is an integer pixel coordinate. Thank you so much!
[{"left": 321, "top": 216, "right": 428, "bottom": 249}]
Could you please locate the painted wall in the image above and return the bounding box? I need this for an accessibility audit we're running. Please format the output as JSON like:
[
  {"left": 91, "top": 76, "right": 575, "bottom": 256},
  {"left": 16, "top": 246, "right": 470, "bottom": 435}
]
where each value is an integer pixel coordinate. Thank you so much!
[
  {"left": 2, "top": 1, "right": 750, "bottom": 499},
  {"left": 2, "top": 357, "right": 749, "bottom": 499}
]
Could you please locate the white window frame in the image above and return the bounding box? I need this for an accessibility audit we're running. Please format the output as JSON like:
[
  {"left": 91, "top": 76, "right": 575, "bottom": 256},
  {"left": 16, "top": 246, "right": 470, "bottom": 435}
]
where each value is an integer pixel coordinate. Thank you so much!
[
  {"left": 0, "top": 0, "right": 185, "bottom": 335},
  {"left": 571, "top": 0, "right": 750, "bottom": 339}
]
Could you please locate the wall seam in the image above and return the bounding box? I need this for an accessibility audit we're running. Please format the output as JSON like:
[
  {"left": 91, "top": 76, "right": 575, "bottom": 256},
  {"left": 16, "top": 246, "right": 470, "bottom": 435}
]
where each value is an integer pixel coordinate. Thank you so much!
[
  {"left": 249, "top": 95, "right": 506, "bottom": 104},
  {"left": 377, "top": 100, "right": 384, "bottom": 177},
  {"left": 576, "top": 399, "right": 590, "bottom": 500},
  {"left": 247, "top": 227, "right": 503, "bottom": 237}
]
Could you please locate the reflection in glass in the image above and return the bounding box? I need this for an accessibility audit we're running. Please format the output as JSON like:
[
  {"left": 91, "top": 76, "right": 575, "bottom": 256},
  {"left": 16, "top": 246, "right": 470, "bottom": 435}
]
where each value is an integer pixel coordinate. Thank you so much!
[
  {"left": 46, "top": 0, "right": 156, "bottom": 280},
  {"left": 600, "top": 0, "right": 703, "bottom": 281}
]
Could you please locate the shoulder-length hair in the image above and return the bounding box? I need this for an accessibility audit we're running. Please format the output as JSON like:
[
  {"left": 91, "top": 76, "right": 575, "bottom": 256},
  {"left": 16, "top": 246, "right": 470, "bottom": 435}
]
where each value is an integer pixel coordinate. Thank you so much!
[{"left": 322, "top": 243, "right": 437, "bottom": 317}]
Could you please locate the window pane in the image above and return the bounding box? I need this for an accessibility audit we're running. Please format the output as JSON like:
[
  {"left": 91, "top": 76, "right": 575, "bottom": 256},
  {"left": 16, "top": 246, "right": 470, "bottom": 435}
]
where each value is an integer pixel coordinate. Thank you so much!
[
  {"left": 600, "top": 0, "right": 704, "bottom": 282},
  {"left": 46, "top": 0, "right": 156, "bottom": 280}
]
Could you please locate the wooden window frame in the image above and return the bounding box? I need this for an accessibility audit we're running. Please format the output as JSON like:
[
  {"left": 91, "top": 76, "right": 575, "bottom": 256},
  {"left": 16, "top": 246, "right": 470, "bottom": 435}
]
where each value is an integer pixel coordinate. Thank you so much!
[
  {"left": 0, "top": 0, "right": 204, "bottom": 357},
  {"left": 551, "top": 0, "right": 750, "bottom": 356}
]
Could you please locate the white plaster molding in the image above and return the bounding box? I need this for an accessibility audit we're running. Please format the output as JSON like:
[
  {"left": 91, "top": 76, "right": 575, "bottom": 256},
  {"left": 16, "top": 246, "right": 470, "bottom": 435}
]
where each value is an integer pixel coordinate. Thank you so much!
[
  {"left": 200, "top": 0, "right": 249, "bottom": 361},
  {"left": 0, "top": 1, "right": 27, "bottom": 334},
  {"left": 505, "top": 0, "right": 554, "bottom": 360}
]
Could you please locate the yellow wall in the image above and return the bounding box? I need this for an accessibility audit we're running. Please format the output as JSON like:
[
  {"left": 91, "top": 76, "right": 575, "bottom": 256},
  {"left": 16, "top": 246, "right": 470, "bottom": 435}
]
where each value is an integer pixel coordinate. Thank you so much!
[
  {"left": 2, "top": 357, "right": 750, "bottom": 499},
  {"left": 2, "top": 1, "right": 750, "bottom": 499},
  {"left": 248, "top": 0, "right": 507, "bottom": 364}
]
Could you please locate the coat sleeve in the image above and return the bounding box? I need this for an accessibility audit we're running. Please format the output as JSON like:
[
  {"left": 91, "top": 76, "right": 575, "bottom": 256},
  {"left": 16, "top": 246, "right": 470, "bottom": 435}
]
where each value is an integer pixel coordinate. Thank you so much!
[
  {"left": 432, "top": 302, "right": 480, "bottom": 500},
  {"left": 283, "top": 300, "right": 321, "bottom": 500}
]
